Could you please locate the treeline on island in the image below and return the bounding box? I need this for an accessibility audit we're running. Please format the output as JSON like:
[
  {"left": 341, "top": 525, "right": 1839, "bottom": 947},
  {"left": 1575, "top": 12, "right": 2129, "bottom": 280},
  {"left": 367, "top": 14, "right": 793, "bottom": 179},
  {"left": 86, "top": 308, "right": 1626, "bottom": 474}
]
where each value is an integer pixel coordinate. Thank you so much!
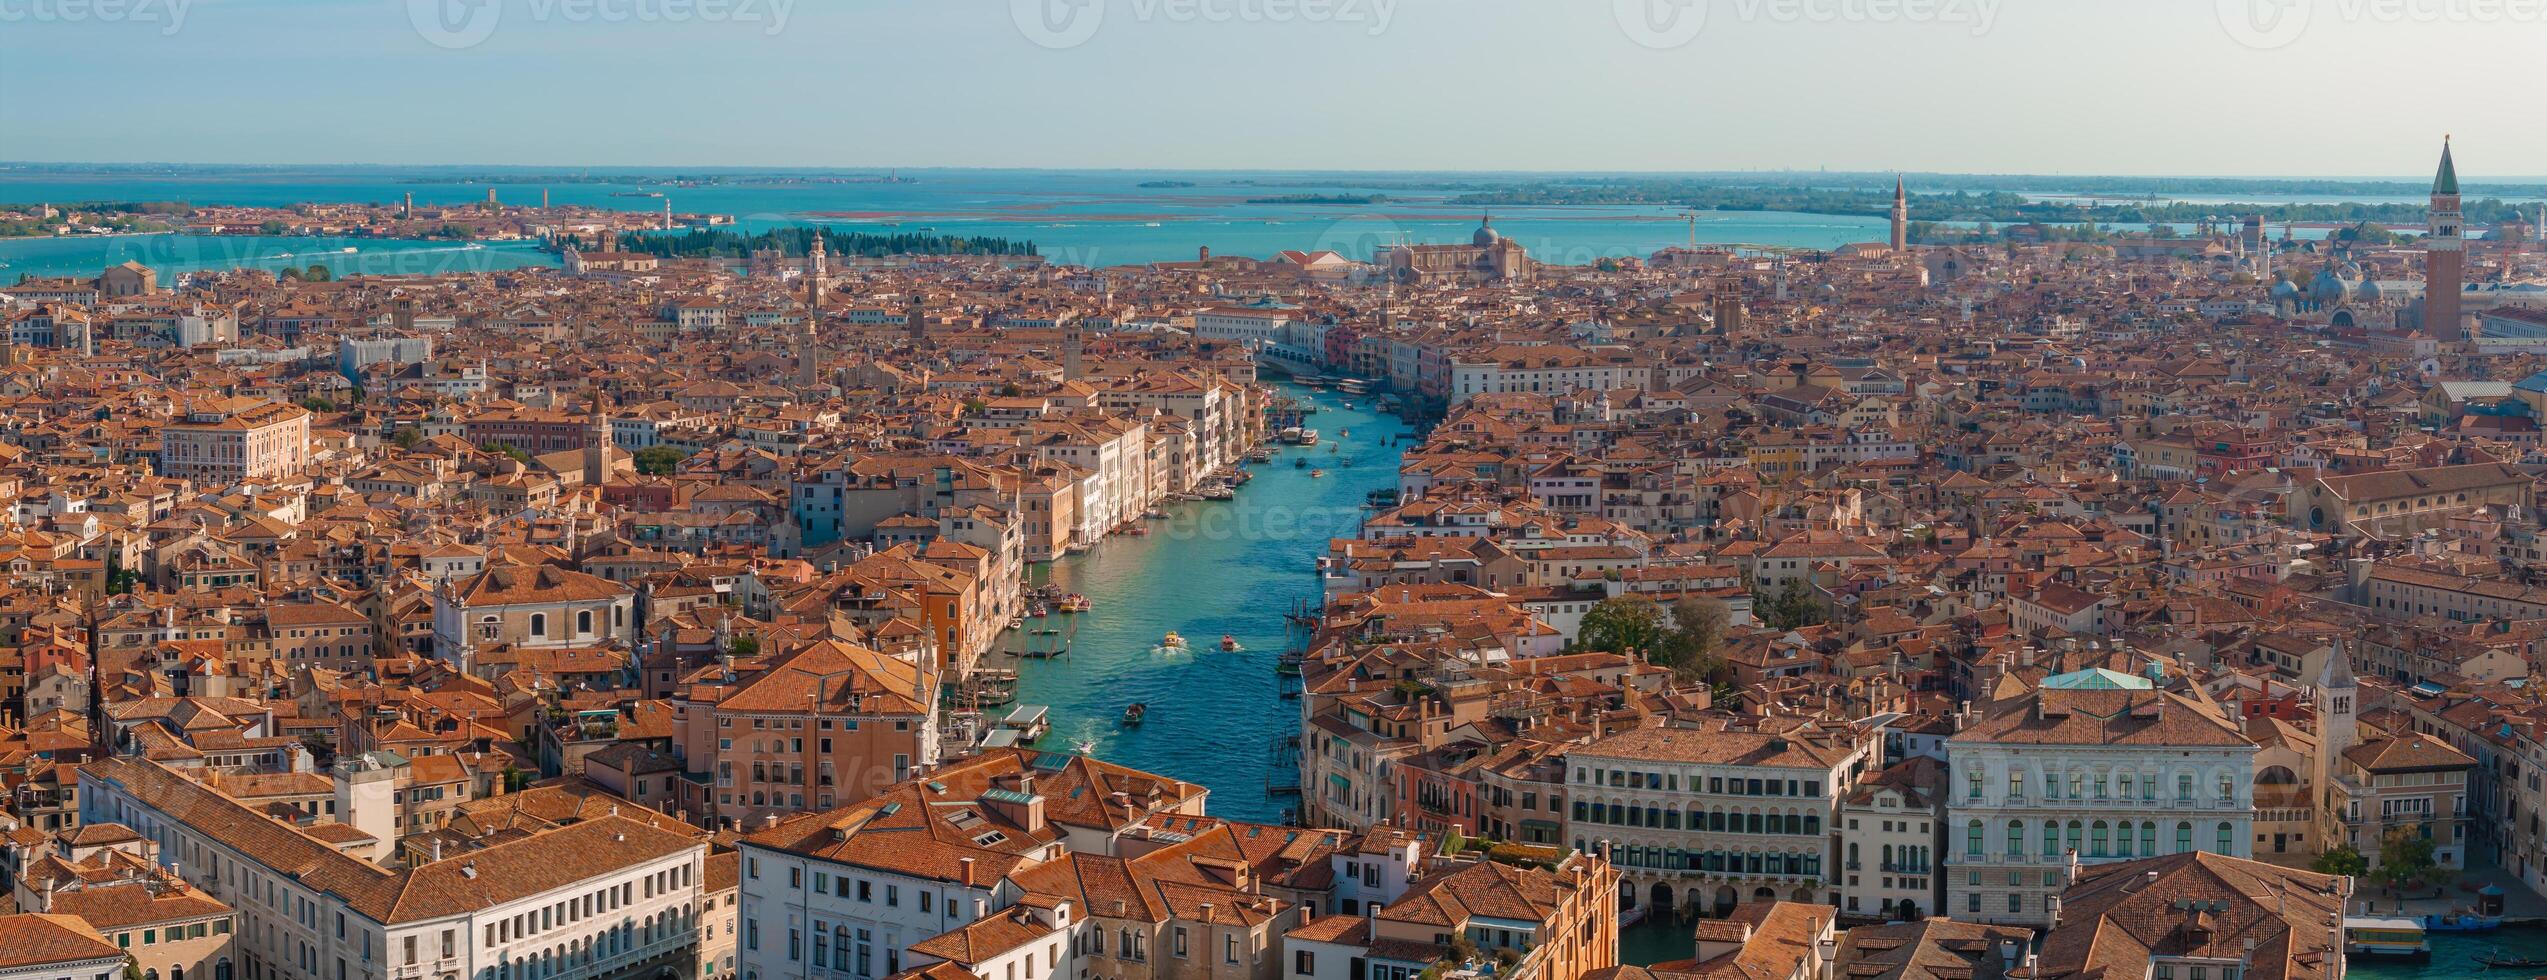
[
  {"left": 1446, "top": 181, "right": 2546, "bottom": 227},
  {"left": 0, "top": 201, "right": 193, "bottom": 238},
  {"left": 605, "top": 227, "right": 1038, "bottom": 259},
  {"left": 1243, "top": 194, "right": 1393, "bottom": 205}
]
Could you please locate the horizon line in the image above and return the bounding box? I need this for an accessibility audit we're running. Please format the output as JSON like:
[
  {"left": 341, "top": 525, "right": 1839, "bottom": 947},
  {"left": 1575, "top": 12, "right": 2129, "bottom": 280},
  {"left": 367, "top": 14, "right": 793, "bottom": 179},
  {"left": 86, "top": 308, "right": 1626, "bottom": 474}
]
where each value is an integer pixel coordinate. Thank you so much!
[{"left": 6, "top": 161, "right": 2547, "bottom": 185}]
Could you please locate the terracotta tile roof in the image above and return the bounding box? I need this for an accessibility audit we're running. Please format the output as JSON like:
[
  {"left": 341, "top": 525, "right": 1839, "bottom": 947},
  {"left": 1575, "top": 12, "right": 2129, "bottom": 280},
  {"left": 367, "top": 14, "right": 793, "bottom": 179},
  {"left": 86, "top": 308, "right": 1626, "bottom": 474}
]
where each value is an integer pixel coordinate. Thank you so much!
[
  {"left": 0, "top": 913, "right": 122, "bottom": 970},
  {"left": 2035, "top": 853, "right": 2345, "bottom": 980}
]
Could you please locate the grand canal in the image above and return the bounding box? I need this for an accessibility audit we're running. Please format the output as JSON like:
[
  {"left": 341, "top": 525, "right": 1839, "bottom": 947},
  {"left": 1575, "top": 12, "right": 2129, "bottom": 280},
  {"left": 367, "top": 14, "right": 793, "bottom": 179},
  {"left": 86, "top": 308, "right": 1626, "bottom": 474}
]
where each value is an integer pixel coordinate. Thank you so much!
[{"left": 1010, "top": 384, "right": 1410, "bottom": 823}]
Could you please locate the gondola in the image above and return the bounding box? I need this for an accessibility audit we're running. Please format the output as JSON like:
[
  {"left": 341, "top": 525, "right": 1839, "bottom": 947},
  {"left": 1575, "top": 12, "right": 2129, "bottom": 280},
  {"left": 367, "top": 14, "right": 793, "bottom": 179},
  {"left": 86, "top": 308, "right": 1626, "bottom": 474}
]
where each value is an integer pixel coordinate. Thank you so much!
[{"left": 2474, "top": 949, "right": 2547, "bottom": 969}]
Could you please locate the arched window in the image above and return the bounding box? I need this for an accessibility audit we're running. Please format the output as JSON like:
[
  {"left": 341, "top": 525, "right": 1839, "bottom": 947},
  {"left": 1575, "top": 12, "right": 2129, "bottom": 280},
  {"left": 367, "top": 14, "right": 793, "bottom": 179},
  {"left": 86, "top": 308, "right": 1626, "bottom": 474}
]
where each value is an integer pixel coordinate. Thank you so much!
[
  {"left": 2041, "top": 820, "right": 2060, "bottom": 858},
  {"left": 2007, "top": 820, "right": 2025, "bottom": 855},
  {"left": 577, "top": 610, "right": 594, "bottom": 635},
  {"left": 2216, "top": 822, "right": 2235, "bottom": 855},
  {"left": 2090, "top": 821, "right": 2109, "bottom": 857},
  {"left": 2176, "top": 822, "right": 2194, "bottom": 854},
  {"left": 1966, "top": 821, "right": 1983, "bottom": 859},
  {"left": 2141, "top": 822, "right": 2157, "bottom": 856},
  {"left": 529, "top": 613, "right": 547, "bottom": 638},
  {"left": 2064, "top": 820, "right": 2083, "bottom": 856}
]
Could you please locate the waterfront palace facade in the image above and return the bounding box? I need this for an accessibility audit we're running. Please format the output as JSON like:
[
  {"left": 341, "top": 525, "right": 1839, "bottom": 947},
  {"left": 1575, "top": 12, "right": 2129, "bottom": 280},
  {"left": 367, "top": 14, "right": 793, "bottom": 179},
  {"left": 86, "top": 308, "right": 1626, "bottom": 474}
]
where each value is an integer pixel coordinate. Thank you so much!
[
  {"left": 1563, "top": 722, "right": 1875, "bottom": 916},
  {"left": 1942, "top": 675, "right": 2258, "bottom": 928}
]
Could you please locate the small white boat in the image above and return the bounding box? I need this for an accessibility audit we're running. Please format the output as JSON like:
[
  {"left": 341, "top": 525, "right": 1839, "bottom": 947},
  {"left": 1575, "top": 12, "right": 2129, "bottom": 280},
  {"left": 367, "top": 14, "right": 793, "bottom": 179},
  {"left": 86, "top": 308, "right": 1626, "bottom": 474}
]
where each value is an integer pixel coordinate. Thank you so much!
[
  {"left": 1159, "top": 631, "right": 1190, "bottom": 652},
  {"left": 1220, "top": 635, "right": 1243, "bottom": 652}
]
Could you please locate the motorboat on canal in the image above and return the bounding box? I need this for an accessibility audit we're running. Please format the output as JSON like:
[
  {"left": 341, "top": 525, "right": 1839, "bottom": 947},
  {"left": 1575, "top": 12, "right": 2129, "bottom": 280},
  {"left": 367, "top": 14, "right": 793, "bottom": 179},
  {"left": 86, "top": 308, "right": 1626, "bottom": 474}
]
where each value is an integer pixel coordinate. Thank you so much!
[
  {"left": 2343, "top": 916, "right": 2429, "bottom": 960},
  {"left": 1121, "top": 703, "right": 1146, "bottom": 726},
  {"left": 1220, "top": 634, "right": 1242, "bottom": 652},
  {"left": 1159, "top": 631, "right": 1189, "bottom": 652}
]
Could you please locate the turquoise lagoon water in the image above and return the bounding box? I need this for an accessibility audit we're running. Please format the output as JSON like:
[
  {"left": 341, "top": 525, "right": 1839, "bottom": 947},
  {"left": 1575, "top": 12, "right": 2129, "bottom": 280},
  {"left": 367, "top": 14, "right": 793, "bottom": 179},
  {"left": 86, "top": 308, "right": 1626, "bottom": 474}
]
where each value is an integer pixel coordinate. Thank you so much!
[{"left": 0, "top": 168, "right": 1884, "bottom": 278}]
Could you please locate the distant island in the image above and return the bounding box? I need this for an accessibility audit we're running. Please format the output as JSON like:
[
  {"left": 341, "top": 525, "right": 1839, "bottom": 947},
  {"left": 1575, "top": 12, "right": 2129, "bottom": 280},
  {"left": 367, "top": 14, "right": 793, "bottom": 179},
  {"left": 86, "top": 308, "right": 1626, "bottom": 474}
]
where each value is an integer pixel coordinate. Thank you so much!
[
  {"left": 1448, "top": 181, "right": 2547, "bottom": 227},
  {"left": 405, "top": 172, "right": 915, "bottom": 186},
  {"left": 1244, "top": 194, "right": 1392, "bottom": 205},
  {"left": 1138, "top": 180, "right": 1197, "bottom": 188},
  {"left": 604, "top": 226, "right": 1036, "bottom": 259},
  {"left": 0, "top": 201, "right": 190, "bottom": 238}
]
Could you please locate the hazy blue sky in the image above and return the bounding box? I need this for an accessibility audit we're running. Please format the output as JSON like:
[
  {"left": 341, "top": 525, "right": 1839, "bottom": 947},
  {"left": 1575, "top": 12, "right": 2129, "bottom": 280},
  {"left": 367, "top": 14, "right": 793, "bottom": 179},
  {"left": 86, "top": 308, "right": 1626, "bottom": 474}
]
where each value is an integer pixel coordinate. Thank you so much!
[{"left": 1, "top": 0, "right": 2532, "bottom": 176}]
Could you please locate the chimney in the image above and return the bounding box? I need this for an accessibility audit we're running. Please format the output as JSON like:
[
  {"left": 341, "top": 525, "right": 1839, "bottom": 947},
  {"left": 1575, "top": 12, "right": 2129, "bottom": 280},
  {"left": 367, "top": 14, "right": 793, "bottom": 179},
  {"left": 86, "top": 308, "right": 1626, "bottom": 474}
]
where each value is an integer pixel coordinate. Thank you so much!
[{"left": 960, "top": 857, "right": 977, "bottom": 887}]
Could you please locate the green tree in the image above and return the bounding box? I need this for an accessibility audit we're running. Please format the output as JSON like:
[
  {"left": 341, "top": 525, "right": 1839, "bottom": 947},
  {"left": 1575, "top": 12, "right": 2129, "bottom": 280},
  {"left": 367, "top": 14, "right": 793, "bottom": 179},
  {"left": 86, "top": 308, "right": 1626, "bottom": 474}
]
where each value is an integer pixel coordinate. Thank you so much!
[
  {"left": 1757, "top": 579, "right": 1827, "bottom": 631},
  {"left": 727, "top": 635, "right": 761, "bottom": 659},
  {"left": 1655, "top": 596, "right": 1731, "bottom": 682},
  {"left": 392, "top": 427, "right": 424, "bottom": 449},
  {"left": 1576, "top": 595, "right": 1667, "bottom": 655},
  {"left": 301, "top": 397, "right": 336, "bottom": 413},
  {"left": 2311, "top": 844, "right": 2369, "bottom": 877},
  {"left": 2373, "top": 828, "right": 2440, "bottom": 889},
  {"left": 304, "top": 263, "right": 334, "bottom": 282},
  {"left": 481, "top": 441, "right": 530, "bottom": 464},
  {"left": 633, "top": 445, "right": 686, "bottom": 476}
]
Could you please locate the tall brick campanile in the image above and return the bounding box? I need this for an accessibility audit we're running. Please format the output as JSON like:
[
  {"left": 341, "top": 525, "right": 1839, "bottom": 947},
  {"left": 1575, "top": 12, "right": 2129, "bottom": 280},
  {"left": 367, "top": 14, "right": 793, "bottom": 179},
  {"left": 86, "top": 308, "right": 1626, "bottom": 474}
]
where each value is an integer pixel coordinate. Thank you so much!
[{"left": 2427, "top": 137, "right": 2465, "bottom": 337}]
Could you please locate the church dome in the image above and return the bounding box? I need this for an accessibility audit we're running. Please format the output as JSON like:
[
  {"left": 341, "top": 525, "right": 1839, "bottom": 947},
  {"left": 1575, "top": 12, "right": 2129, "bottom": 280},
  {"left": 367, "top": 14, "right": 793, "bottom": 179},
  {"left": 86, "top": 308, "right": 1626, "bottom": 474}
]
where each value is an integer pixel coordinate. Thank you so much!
[
  {"left": 2270, "top": 279, "right": 2302, "bottom": 301},
  {"left": 2358, "top": 279, "right": 2385, "bottom": 302},
  {"left": 1473, "top": 216, "right": 1500, "bottom": 248},
  {"left": 2310, "top": 267, "right": 2355, "bottom": 303}
]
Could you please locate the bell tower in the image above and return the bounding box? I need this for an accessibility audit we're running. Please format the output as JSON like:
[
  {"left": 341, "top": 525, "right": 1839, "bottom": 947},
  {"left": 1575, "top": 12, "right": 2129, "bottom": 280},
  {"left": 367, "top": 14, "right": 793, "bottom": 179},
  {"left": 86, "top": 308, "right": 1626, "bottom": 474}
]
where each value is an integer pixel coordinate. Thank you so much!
[
  {"left": 2313, "top": 648, "right": 2358, "bottom": 831},
  {"left": 2427, "top": 137, "right": 2466, "bottom": 337},
  {"left": 799, "top": 233, "right": 827, "bottom": 389},
  {"left": 584, "top": 396, "right": 617, "bottom": 488},
  {"left": 1890, "top": 175, "right": 1909, "bottom": 252}
]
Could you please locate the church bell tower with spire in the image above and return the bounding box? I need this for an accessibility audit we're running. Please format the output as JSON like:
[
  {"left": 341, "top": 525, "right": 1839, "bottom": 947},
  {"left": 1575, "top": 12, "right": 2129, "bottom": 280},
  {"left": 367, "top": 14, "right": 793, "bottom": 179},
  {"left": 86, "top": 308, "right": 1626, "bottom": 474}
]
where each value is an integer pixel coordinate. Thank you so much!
[
  {"left": 2427, "top": 137, "right": 2466, "bottom": 337},
  {"left": 584, "top": 396, "right": 617, "bottom": 489},
  {"left": 1890, "top": 175, "right": 1909, "bottom": 252},
  {"left": 799, "top": 232, "right": 827, "bottom": 389}
]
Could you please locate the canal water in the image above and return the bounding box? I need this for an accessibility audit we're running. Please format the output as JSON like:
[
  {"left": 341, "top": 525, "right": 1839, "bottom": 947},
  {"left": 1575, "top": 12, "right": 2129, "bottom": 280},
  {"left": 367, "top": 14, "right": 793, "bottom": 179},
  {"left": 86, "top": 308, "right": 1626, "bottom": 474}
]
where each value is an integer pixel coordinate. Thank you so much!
[
  {"left": 2353, "top": 927, "right": 2547, "bottom": 979},
  {"left": 1011, "top": 384, "right": 1411, "bottom": 823}
]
